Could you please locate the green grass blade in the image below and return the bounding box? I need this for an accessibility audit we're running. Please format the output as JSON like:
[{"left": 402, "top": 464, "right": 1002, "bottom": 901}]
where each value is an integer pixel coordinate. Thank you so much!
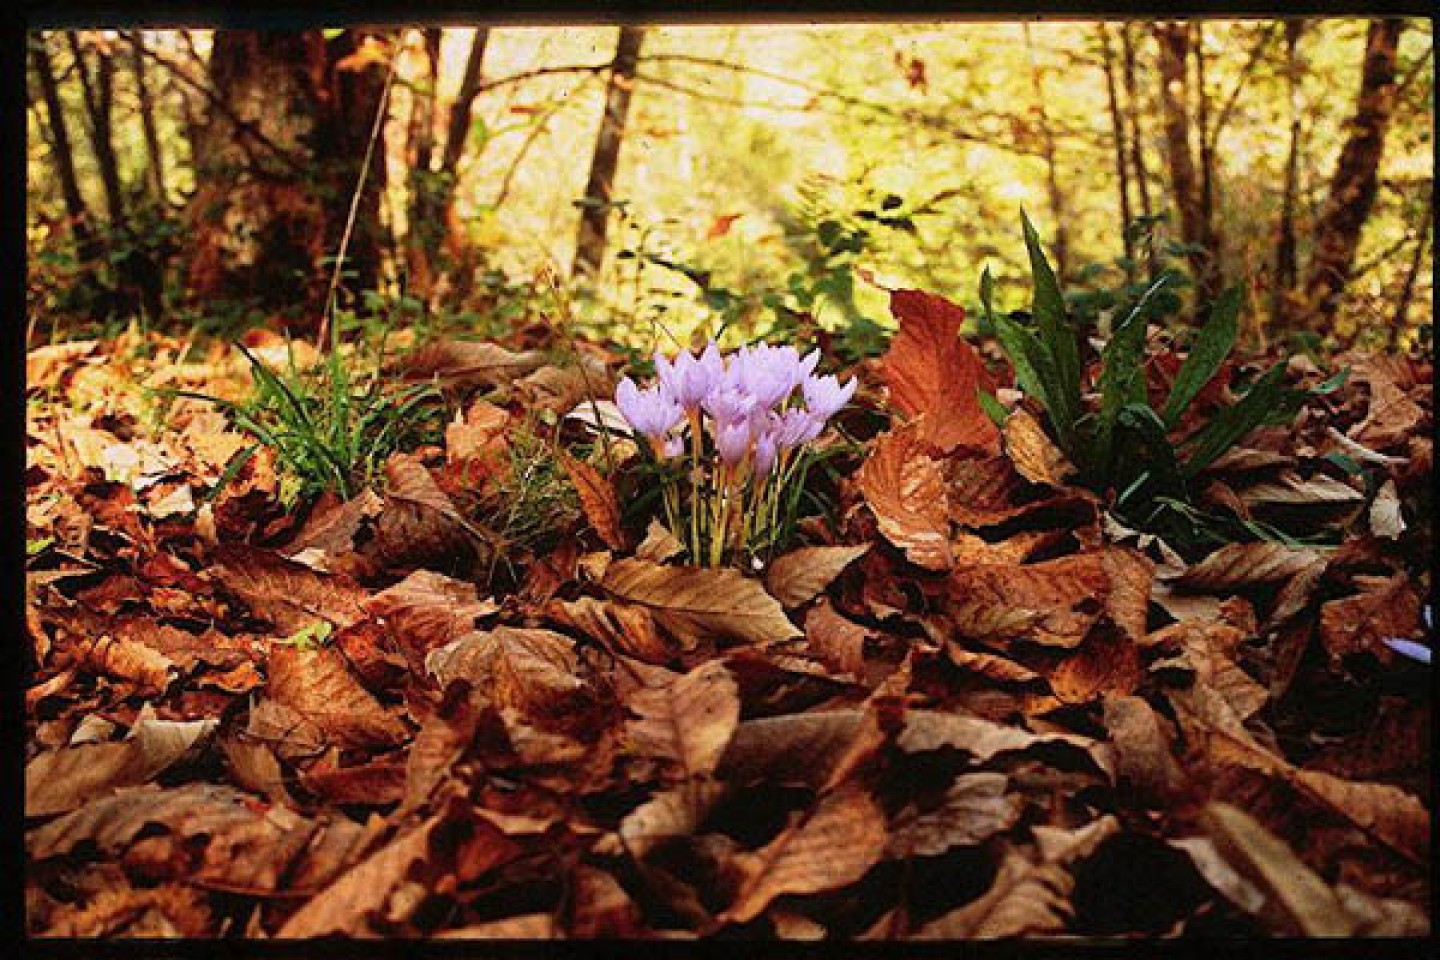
[
  {"left": 1180, "top": 363, "right": 1288, "bottom": 478},
  {"left": 1021, "top": 209, "right": 1082, "bottom": 441}
]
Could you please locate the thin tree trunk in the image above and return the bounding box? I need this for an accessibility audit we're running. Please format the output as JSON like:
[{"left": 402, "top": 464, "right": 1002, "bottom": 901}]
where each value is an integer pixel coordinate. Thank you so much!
[
  {"left": 1390, "top": 182, "right": 1431, "bottom": 344},
  {"left": 1270, "top": 20, "right": 1306, "bottom": 327},
  {"left": 405, "top": 28, "right": 442, "bottom": 292},
  {"left": 434, "top": 27, "right": 491, "bottom": 304},
  {"left": 29, "top": 36, "right": 99, "bottom": 262},
  {"left": 1154, "top": 23, "right": 1212, "bottom": 297},
  {"left": 1298, "top": 18, "right": 1406, "bottom": 332},
  {"left": 573, "top": 25, "right": 645, "bottom": 280},
  {"left": 1097, "top": 23, "right": 1135, "bottom": 270},
  {"left": 1121, "top": 25, "right": 1156, "bottom": 276},
  {"left": 66, "top": 32, "right": 126, "bottom": 232},
  {"left": 1191, "top": 23, "right": 1224, "bottom": 296},
  {"left": 1023, "top": 24, "right": 1070, "bottom": 280},
  {"left": 129, "top": 32, "right": 168, "bottom": 205}
]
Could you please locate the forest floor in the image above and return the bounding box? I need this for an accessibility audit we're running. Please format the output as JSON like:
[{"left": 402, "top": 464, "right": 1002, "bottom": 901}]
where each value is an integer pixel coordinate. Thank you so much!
[{"left": 22, "top": 311, "right": 1432, "bottom": 939}]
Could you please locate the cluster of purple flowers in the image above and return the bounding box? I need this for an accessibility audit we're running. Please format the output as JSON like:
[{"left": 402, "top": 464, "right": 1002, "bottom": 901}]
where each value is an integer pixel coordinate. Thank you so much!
[
  {"left": 613, "top": 340, "right": 855, "bottom": 566},
  {"left": 615, "top": 341, "right": 855, "bottom": 476}
]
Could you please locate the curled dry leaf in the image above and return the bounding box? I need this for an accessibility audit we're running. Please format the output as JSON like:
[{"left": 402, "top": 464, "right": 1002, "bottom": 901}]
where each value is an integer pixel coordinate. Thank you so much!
[
  {"left": 635, "top": 519, "right": 685, "bottom": 563},
  {"left": 898, "top": 709, "right": 1112, "bottom": 776},
  {"left": 764, "top": 544, "right": 870, "bottom": 609},
  {"left": 1003, "top": 409, "right": 1076, "bottom": 486},
  {"left": 364, "top": 568, "right": 497, "bottom": 661},
  {"left": 1235, "top": 471, "right": 1363, "bottom": 507},
  {"left": 558, "top": 449, "right": 626, "bottom": 551},
  {"left": 719, "top": 708, "right": 885, "bottom": 790},
  {"left": 1102, "top": 694, "right": 1189, "bottom": 806},
  {"left": 722, "top": 788, "right": 888, "bottom": 925},
  {"left": 602, "top": 557, "right": 801, "bottom": 647},
  {"left": 880, "top": 288, "right": 1000, "bottom": 455},
  {"left": 445, "top": 397, "right": 510, "bottom": 466},
  {"left": 267, "top": 643, "right": 407, "bottom": 750},
  {"left": 73, "top": 634, "right": 175, "bottom": 695},
  {"left": 944, "top": 456, "right": 1031, "bottom": 528},
  {"left": 283, "top": 488, "right": 385, "bottom": 562},
  {"left": 803, "top": 599, "right": 871, "bottom": 678},
  {"left": 620, "top": 780, "right": 728, "bottom": 860},
  {"left": 1368, "top": 478, "right": 1406, "bottom": 539},
  {"left": 857, "top": 420, "right": 953, "bottom": 571},
  {"left": 627, "top": 659, "right": 740, "bottom": 778}
]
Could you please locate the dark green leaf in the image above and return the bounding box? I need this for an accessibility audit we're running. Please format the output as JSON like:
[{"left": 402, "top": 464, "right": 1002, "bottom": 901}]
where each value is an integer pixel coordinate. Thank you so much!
[{"left": 1162, "top": 284, "right": 1241, "bottom": 428}]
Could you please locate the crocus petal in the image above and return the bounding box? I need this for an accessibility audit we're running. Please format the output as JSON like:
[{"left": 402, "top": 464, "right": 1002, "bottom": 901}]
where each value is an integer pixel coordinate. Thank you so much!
[{"left": 1384, "top": 638, "right": 1432, "bottom": 665}]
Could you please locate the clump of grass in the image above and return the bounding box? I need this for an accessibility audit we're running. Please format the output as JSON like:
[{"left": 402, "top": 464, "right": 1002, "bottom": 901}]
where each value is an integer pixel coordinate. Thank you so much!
[
  {"left": 489, "top": 424, "right": 582, "bottom": 552},
  {"left": 178, "top": 334, "right": 443, "bottom": 506}
]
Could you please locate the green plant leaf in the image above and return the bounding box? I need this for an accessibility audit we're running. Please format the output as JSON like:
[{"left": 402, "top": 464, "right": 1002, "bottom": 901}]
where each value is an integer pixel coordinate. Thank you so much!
[
  {"left": 977, "top": 390, "right": 1009, "bottom": 428},
  {"left": 1180, "top": 363, "right": 1289, "bottom": 478},
  {"left": 1020, "top": 209, "right": 1082, "bottom": 447},
  {"left": 1161, "top": 284, "right": 1241, "bottom": 428},
  {"left": 1096, "top": 271, "right": 1177, "bottom": 476}
]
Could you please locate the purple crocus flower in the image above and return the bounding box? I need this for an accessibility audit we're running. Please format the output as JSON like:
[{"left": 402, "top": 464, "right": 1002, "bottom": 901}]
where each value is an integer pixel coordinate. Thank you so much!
[
  {"left": 735, "top": 344, "right": 803, "bottom": 408},
  {"left": 802, "top": 373, "right": 858, "bottom": 421},
  {"left": 753, "top": 429, "right": 779, "bottom": 477},
  {"left": 770, "top": 408, "right": 822, "bottom": 449},
  {"left": 702, "top": 383, "right": 758, "bottom": 427},
  {"left": 616, "top": 376, "right": 684, "bottom": 443},
  {"left": 655, "top": 341, "right": 724, "bottom": 411},
  {"left": 713, "top": 419, "right": 752, "bottom": 465},
  {"left": 1384, "top": 638, "right": 1432, "bottom": 665}
]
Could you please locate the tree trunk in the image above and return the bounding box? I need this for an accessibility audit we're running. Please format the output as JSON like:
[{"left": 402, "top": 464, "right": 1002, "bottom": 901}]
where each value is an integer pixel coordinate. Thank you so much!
[
  {"left": 1390, "top": 181, "right": 1431, "bottom": 344},
  {"left": 1154, "top": 23, "right": 1213, "bottom": 298},
  {"left": 1023, "top": 24, "right": 1070, "bottom": 281},
  {"left": 130, "top": 32, "right": 168, "bottom": 206},
  {"left": 405, "top": 28, "right": 442, "bottom": 293},
  {"left": 29, "top": 36, "right": 99, "bottom": 263},
  {"left": 1298, "top": 18, "right": 1406, "bottom": 333},
  {"left": 66, "top": 32, "right": 126, "bottom": 232},
  {"left": 1270, "top": 20, "right": 1306, "bottom": 328},
  {"left": 572, "top": 25, "right": 645, "bottom": 281},
  {"left": 1191, "top": 23, "right": 1224, "bottom": 296},
  {"left": 435, "top": 27, "right": 492, "bottom": 304},
  {"left": 1121, "top": 24, "right": 1156, "bottom": 276},
  {"left": 186, "top": 29, "right": 389, "bottom": 323},
  {"left": 1097, "top": 23, "right": 1135, "bottom": 270}
]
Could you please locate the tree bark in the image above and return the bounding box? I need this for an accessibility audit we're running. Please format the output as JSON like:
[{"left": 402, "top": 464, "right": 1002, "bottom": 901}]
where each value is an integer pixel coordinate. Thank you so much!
[
  {"left": 1298, "top": 18, "right": 1406, "bottom": 332},
  {"left": 405, "top": 28, "right": 443, "bottom": 292},
  {"left": 130, "top": 32, "right": 168, "bottom": 206},
  {"left": 1121, "top": 24, "right": 1156, "bottom": 276},
  {"left": 186, "top": 29, "right": 389, "bottom": 322},
  {"left": 1191, "top": 23, "right": 1224, "bottom": 296},
  {"left": 29, "top": 36, "right": 99, "bottom": 263},
  {"left": 1097, "top": 23, "right": 1135, "bottom": 270},
  {"left": 1154, "top": 23, "right": 1213, "bottom": 298},
  {"left": 1023, "top": 24, "right": 1070, "bottom": 281},
  {"left": 1390, "top": 181, "right": 1431, "bottom": 344},
  {"left": 1270, "top": 20, "right": 1306, "bottom": 328},
  {"left": 572, "top": 25, "right": 646, "bottom": 281},
  {"left": 66, "top": 32, "right": 125, "bottom": 232}
]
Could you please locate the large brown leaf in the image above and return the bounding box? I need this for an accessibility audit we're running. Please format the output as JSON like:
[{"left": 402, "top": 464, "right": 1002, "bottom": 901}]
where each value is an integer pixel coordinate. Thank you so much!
[
  {"left": 1175, "top": 541, "right": 1325, "bottom": 592},
  {"left": 547, "top": 595, "right": 675, "bottom": 665},
  {"left": 626, "top": 659, "right": 740, "bottom": 778},
  {"left": 722, "top": 788, "right": 888, "bottom": 924},
  {"left": 364, "top": 568, "right": 497, "bottom": 661},
  {"left": 1319, "top": 573, "right": 1422, "bottom": 667},
  {"left": 803, "top": 599, "right": 871, "bottom": 679},
  {"left": 211, "top": 545, "right": 368, "bottom": 633},
  {"left": 602, "top": 558, "right": 801, "bottom": 646},
  {"left": 558, "top": 449, "right": 626, "bottom": 551},
  {"left": 857, "top": 421, "right": 953, "bottom": 571},
  {"left": 619, "top": 781, "right": 728, "bottom": 860},
  {"left": 267, "top": 643, "right": 407, "bottom": 750},
  {"left": 764, "top": 544, "right": 870, "bottom": 609},
  {"left": 426, "top": 626, "right": 586, "bottom": 725},
  {"left": 719, "top": 708, "right": 886, "bottom": 790},
  {"left": 393, "top": 339, "right": 547, "bottom": 389},
  {"left": 880, "top": 288, "right": 1000, "bottom": 454},
  {"left": 944, "top": 554, "right": 1111, "bottom": 648},
  {"left": 1003, "top": 409, "right": 1075, "bottom": 487}
]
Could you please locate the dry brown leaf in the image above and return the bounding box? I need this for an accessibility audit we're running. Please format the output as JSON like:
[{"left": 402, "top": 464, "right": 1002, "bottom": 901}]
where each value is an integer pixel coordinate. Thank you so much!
[
  {"left": 394, "top": 339, "right": 547, "bottom": 388},
  {"left": 548, "top": 595, "right": 674, "bottom": 665},
  {"left": 1201, "top": 802, "right": 1356, "bottom": 936},
  {"left": 426, "top": 626, "right": 585, "bottom": 724},
  {"left": 1102, "top": 694, "right": 1189, "bottom": 806},
  {"left": 558, "top": 449, "right": 626, "bottom": 550},
  {"left": 1236, "top": 471, "right": 1363, "bottom": 507},
  {"left": 804, "top": 599, "right": 871, "bottom": 678},
  {"left": 722, "top": 789, "right": 888, "bottom": 924},
  {"left": 1350, "top": 356, "right": 1425, "bottom": 449},
  {"left": 1368, "top": 478, "right": 1406, "bottom": 539},
  {"left": 41, "top": 880, "right": 212, "bottom": 937},
  {"left": 364, "top": 568, "right": 497, "bottom": 661},
  {"left": 880, "top": 288, "right": 1000, "bottom": 455},
  {"left": 212, "top": 545, "right": 368, "bottom": 633},
  {"left": 627, "top": 659, "right": 740, "bottom": 778},
  {"left": 886, "top": 772, "right": 1022, "bottom": 858},
  {"left": 858, "top": 420, "right": 953, "bottom": 570},
  {"left": 602, "top": 557, "right": 801, "bottom": 646},
  {"left": 284, "top": 489, "right": 385, "bottom": 562},
  {"left": 445, "top": 397, "right": 510, "bottom": 465},
  {"left": 267, "top": 643, "right": 407, "bottom": 750},
  {"left": 635, "top": 519, "right": 685, "bottom": 563},
  {"left": 1176, "top": 541, "right": 1326, "bottom": 592},
  {"left": 436, "top": 915, "right": 557, "bottom": 938},
  {"left": 1319, "top": 574, "right": 1422, "bottom": 666},
  {"left": 898, "top": 709, "right": 1112, "bottom": 777},
  {"left": 1150, "top": 620, "right": 1267, "bottom": 722},
  {"left": 1003, "top": 409, "right": 1076, "bottom": 486},
  {"left": 619, "top": 781, "right": 728, "bottom": 860},
  {"left": 944, "top": 553, "right": 1111, "bottom": 648},
  {"left": 73, "top": 634, "right": 175, "bottom": 695},
  {"left": 719, "top": 708, "right": 885, "bottom": 790},
  {"left": 945, "top": 456, "right": 1032, "bottom": 527},
  {"left": 764, "top": 544, "right": 870, "bottom": 609},
  {"left": 1047, "top": 626, "right": 1142, "bottom": 705}
]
